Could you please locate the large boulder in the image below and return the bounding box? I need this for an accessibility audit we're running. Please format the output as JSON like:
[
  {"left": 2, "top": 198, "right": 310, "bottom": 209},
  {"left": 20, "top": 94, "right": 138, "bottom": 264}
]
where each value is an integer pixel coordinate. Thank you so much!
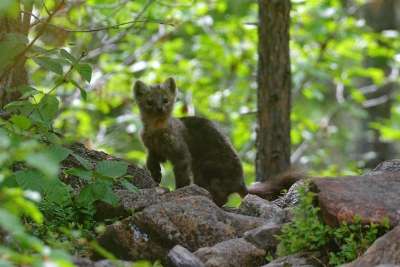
[
  {"left": 62, "top": 142, "right": 156, "bottom": 190},
  {"left": 341, "top": 225, "right": 400, "bottom": 267},
  {"left": 117, "top": 184, "right": 211, "bottom": 212},
  {"left": 311, "top": 172, "right": 400, "bottom": 226},
  {"left": 193, "top": 238, "right": 266, "bottom": 267},
  {"left": 98, "top": 191, "right": 265, "bottom": 262},
  {"left": 132, "top": 195, "right": 265, "bottom": 251}
]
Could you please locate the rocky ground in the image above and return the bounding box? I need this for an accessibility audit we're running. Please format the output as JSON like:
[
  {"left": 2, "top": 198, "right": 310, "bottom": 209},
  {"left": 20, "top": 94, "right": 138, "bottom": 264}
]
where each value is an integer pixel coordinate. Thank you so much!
[{"left": 66, "top": 144, "right": 400, "bottom": 267}]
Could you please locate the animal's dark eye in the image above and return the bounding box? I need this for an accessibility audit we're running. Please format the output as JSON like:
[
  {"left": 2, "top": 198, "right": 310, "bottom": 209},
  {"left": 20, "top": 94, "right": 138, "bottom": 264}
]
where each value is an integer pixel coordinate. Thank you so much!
[{"left": 163, "top": 98, "right": 169, "bottom": 104}]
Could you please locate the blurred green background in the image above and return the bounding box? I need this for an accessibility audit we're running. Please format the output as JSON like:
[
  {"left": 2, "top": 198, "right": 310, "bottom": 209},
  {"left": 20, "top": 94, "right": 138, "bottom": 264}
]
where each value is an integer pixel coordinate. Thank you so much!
[{"left": 18, "top": 0, "right": 400, "bottom": 185}]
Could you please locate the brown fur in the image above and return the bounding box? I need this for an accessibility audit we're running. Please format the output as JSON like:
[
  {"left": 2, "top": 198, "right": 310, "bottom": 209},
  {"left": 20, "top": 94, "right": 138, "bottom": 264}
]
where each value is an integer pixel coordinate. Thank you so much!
[
  {"left": 134, "top": 78, "right": 304, "bottom": 205},
  {"left": 134, "top": 78, "right": 246, "bottom": 206},
  {"left": 247, "top": 167, "right": 307, "bottom": 200}
]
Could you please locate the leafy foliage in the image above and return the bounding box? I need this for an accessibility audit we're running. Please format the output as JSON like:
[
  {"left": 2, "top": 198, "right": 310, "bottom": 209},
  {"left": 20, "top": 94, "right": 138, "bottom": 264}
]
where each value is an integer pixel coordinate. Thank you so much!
[
  {"left": 0, "top": 0, "right": 399, "bottom": 265},
  {"left": 277, "top": 185, "right": 391, "bottom": 266}
]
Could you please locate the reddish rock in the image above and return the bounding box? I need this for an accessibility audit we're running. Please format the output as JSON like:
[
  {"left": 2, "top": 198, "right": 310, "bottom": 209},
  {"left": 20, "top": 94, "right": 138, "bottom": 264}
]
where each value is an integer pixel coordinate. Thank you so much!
[
  {"left": 311, "top": 173, "right": 400, "bottom": 226},
  {"left": 342, "top": 225, "right": 400, "bottom": 267}
]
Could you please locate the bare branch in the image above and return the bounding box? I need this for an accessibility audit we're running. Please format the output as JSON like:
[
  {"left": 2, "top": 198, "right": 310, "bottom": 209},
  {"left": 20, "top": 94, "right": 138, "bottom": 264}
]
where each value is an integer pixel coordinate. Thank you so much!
[
  {"left": 85, "top": 0, "right": 157, "bottom": 60},
  {"left": 21, "top": 1, "right": 34, "bottom": 34},
  {"left": 46, "top": 19, "right": 174, "bottom": 33}
]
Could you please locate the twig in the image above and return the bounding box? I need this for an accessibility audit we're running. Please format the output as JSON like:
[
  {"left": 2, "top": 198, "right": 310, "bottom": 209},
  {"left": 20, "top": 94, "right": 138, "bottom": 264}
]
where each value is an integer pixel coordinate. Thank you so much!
[
  {"left": 156, "top": 0, "right": 195, "bottom": 7},
  {"left": 47, "top": 19, "right": 174, "bottom": 33},
  {"left": 21, "top": 2, "right": 34, "bottom": 34},
  {"left": 21, "top": 10, "right": 40, "bottom": 22},
  {"left": 47, "top": 52, "right": 85, "bottom": 95},
  {"left": 85, "top": 0, "right": 157, "bottom": 60},
  {"left": 42, "top": 0, "right": 51, "bottom": 16}
]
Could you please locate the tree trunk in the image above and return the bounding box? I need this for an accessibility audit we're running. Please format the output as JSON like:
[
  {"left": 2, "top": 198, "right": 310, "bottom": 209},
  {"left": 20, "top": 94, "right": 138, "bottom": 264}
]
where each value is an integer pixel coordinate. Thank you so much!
[
  {"left": 0, "top": 2, "right": 31, "bottom": 108},
  {"left": 256, "top": 0, "right": 291, "bottom": 181},
  {"left": 357, "top": 0, "right": 399, "bottom": 168}
]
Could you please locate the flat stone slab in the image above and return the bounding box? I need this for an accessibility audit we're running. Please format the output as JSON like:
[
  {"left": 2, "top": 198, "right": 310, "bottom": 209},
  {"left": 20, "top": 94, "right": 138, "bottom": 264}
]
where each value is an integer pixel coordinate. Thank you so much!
[{"left": 312, "top": 173, "right": 400, "bottom": 226}]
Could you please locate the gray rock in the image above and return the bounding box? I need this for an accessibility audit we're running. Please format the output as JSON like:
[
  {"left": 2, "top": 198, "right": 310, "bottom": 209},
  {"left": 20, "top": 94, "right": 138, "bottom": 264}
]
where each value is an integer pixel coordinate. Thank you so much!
[
  {"left": 240, "top": 194, "right": 286, "bottom": 224},
  {"left": 167, "top": 245, "right": 205, "bottom": 267},
  {"left": 117, "top": 184, "right": 211, "bottom": 212},
  {"left": 261, "top": 252, "right": 323, "bottom": 267},
  {"left": 369, "top": 159, "right": 400, "bottom": 174},
  {"left": 96, "top": 219, "right": 167, "bottom": 261},
  {"left": 244, "top": 222, "right": 282, "bottom": 251},
  {"left": 341, "top": 225, "right": 400, "bottom": 267},
  {"left": 73, "top": 258, "right": 134, "bottom": 267},
  {"left": 98, "top": 193, "right": 265, "bottom": 261},
  {"left": 133, "top": 195, "right": 265, "bottom": 251},
  {"left": 194, "top": 238, "right": 266, "bottom": 267},
  {"left": 272, "top": 180, "right": 306, "bottom": 209},
  {"left": 94, "top": 260, "right": 134, "bottom": 267}
]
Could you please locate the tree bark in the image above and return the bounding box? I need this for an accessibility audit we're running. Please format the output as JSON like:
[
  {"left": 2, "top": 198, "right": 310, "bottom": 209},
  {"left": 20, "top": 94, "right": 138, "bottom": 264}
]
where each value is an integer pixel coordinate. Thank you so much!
[
  {"left": 256, "top": 0, "right": 292, "bottom": 181},
  {"left": 357, "top": 0, "right": 399, "bottom": 168},
  {"left": 0, "top": 2, "right": 31, "bottom": 108}
]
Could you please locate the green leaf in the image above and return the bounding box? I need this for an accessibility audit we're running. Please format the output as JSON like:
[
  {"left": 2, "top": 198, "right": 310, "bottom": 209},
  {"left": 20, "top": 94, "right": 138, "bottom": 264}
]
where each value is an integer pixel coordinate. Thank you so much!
[
  {"left": 18, "top": 85, "right": 40, "bottom": 99},
  {"left": 70, "top": 79, "right": 87, "bottom": 100},
  {"left": 33, "top": 57, "right": 63, "bottom": 75},
  {"left": 0, "top": 208, "right": 24, "bottom": 234},
  {"left": 72, "top": 153, "right": 92, "bottom": 170},
  {"left": 43, "top": 180, "right": 72, "bottom": 206},
  {"left": 120, "top": 178, "right": 139, "bottom": 193},
  {"left": 14, "top": 170, "right": 44, "bottom": 193},
  {"left": 60, "top": 49, "right": 77, "bottom": 64},
  {"left": 10, "top": 115, "right": 31, "bottom": 130},
  {"left": 95, "top": 160, "right": 128, "bottom": 179},
  {"left": 4, "top": 100, "right": 34, "bottom": 115},
  {"left": 77, "top": 181, "right": 119, "bottom": 207},
  {"left": 35, "top": 95, "right": 59, "bottom": 124},
  {"left": 14, "top": 170, "right": 71, "bottom": 205},
  {"left": 46, "top": 144, "right": 71, "bottom": 163},
  {"left": 65, "top": 168, "right": 92, "bottom": 182},
  {"left": 26, "top": 152, "right": 59, "bottom": 177},
  {"left": 76, "top": 63, "right": 92, "bottom": 82}
]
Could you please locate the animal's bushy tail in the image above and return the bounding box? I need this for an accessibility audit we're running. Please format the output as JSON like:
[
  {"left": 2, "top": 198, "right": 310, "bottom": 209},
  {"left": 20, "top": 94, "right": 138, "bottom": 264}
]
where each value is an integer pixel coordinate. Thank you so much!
[{"left": 246, "top": 167, "right": 307, "bottom": 200}]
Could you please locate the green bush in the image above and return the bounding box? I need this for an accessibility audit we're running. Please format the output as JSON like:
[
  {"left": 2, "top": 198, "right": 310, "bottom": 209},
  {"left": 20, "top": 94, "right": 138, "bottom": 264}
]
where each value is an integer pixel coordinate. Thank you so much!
[{"left": 277, "top": 185, "right": 390, "bottom": 266}]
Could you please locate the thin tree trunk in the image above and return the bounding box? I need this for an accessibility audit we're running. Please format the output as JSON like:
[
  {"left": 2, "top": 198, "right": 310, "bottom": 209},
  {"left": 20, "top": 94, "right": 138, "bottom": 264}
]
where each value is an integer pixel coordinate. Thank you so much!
[
  {"left": 256, "top": 0, "right": 291, "bottom": 181},
  {"left": 0, "top": 2, "right": 32, "bottom": 108},
  {"left": 358, "top": 0, "right": 399, "bottom": 168}
]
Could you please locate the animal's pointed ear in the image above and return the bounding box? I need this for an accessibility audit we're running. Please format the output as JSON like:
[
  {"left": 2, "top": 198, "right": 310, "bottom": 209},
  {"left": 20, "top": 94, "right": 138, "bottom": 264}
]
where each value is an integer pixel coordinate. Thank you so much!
[
  {"left": 133, "top": 80, "right": 148, "bottom": 99},
  {"left": 163, "top": 77, "right": 176, "bottom": 95}
]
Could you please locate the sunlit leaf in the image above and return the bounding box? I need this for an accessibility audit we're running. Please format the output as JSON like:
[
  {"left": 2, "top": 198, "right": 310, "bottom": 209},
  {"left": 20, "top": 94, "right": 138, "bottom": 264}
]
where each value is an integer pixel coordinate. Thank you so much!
[
  {"left": 60, "top": 49, "right": 77, "bottom": 64},
  {"left": 76, "top": 63, "right": 92, "bottom": 83},
  {"left": 10, "top": 115, "right": 31, "bottom": 130},
  {"left": 33, "top": 57, "right": 63, "bottom": 75},
  {"left": 95, "top": 160, "right": 128, "bottom": 179}
]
